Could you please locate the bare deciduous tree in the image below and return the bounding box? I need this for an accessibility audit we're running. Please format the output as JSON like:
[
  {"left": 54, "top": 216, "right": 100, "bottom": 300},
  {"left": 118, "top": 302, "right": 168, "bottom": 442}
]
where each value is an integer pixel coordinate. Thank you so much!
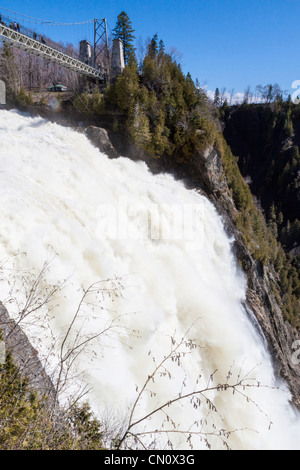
[
  {"left": 0, "top": 254, "right": 277, "bottom": 450},
  {"left": 113, "top": 329, "right": 275, "bottom": 450}
]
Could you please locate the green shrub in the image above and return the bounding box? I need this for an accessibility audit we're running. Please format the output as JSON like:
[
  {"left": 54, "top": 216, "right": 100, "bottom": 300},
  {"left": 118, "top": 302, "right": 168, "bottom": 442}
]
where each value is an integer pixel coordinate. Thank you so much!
[{"left": 0, "top": 349, "right": 105, "bottom": 450}]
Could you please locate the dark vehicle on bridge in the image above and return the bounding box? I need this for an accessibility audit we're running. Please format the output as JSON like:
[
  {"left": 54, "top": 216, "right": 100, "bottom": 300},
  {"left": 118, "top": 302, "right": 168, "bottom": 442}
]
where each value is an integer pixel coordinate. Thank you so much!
[{"left": 47, "top": 84, "right": 67, "bottom": 92}]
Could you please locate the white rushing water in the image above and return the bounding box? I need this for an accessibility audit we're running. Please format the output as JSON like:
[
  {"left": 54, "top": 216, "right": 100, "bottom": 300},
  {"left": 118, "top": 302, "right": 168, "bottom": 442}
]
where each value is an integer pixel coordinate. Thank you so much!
[{"left": 0, "top": 109, "right": 299, "bottom": 450}]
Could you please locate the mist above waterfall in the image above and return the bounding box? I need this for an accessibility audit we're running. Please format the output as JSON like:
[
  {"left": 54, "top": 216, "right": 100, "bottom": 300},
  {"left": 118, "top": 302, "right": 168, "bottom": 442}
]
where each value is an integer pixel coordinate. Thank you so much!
[{"left": 0, "top": 109, "right": 299, "bottom": 450}]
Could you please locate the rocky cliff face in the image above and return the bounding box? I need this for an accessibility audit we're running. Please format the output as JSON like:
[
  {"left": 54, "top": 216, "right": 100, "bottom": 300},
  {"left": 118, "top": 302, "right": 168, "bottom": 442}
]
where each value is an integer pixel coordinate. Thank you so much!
[
  {"left": 242, "top": 255, "right": 300, "bottom": 407},
  {"left": 184, "top": 143, "right": 300, "bottom": 407},
  {"left": 0, "top": 302, "right": 56, "bottom": 401}
]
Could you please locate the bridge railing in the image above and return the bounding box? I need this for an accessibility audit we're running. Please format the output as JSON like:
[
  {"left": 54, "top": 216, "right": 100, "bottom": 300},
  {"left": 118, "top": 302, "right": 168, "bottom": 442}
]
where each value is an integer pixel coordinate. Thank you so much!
[
  {"left": 0, "top": 22, "right": 105, "bottom": 80},
  {"left": 0, "top": 13, "right": 80, "bottom": 60}
]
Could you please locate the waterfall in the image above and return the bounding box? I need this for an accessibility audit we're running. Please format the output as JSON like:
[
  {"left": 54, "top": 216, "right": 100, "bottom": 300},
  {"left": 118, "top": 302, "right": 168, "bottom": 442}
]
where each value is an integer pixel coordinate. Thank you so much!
[{"left": 0, "top": 109, "right": 299, "bottom": 450}]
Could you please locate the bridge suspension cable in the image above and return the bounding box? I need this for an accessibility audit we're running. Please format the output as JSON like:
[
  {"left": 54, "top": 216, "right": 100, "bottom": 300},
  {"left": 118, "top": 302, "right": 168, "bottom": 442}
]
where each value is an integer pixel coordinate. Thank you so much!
[{"left": 0, "top": 6, "right": 95, "bottom": 25}]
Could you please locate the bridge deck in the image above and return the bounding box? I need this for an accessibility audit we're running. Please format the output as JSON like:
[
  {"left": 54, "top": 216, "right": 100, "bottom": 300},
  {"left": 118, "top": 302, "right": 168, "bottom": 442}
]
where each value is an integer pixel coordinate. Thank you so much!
[{"left": 0, "top": 23, "right": 104, "bottom": 80}]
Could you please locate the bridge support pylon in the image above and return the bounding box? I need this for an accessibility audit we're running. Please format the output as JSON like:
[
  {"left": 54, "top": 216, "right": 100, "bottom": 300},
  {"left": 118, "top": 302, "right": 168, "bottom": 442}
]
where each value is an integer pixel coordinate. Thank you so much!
[{"left": 93, "top": 18, "right": 109, "bottom": 79}]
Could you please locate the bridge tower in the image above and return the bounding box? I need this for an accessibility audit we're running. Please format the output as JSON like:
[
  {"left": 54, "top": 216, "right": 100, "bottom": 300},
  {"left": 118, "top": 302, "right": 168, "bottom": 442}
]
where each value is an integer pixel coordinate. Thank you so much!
[
  {"left": 93, "top": 18, "right": 109, "bottom": 77},
  {"left": 79, "top": 40, "right": 92, "bottom": 66},
  {"left": 111, "top": 38, "right": 125, "bottom": 81}
]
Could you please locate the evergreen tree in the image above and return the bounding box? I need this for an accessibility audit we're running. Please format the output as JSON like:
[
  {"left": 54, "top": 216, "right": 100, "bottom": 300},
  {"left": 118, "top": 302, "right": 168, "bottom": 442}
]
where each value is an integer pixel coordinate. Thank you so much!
[
  {"left": 159, "top": 39, "right": 165, "bottom": 54},
  {"left": 113, "top": 11, "right": 136, "bottom": 64},
  {"left": 148, "top": 33, "right": 159, "bottom": 58},
  {"left": 214, "top": 87, "right": 220, "bottom": 107}
]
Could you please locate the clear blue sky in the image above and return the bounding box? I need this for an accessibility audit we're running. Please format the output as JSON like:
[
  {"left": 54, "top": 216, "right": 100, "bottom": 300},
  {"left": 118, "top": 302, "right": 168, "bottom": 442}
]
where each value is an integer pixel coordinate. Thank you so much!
[{"left": 1, "top": 0, "right": 299, "bottom": 97}]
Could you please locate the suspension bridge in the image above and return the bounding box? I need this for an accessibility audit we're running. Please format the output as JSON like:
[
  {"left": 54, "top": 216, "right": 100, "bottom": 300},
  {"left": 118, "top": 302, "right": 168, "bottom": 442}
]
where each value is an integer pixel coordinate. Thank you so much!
[{"left": 0, "top": 7, "right": 124, "bottom": 82}]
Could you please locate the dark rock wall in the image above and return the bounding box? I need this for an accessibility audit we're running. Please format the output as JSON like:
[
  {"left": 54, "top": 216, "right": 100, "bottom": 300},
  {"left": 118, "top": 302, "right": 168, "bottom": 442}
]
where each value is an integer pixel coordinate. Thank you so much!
[{"left": 0, "top": 302, "right": 56, "bottom": 401}]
